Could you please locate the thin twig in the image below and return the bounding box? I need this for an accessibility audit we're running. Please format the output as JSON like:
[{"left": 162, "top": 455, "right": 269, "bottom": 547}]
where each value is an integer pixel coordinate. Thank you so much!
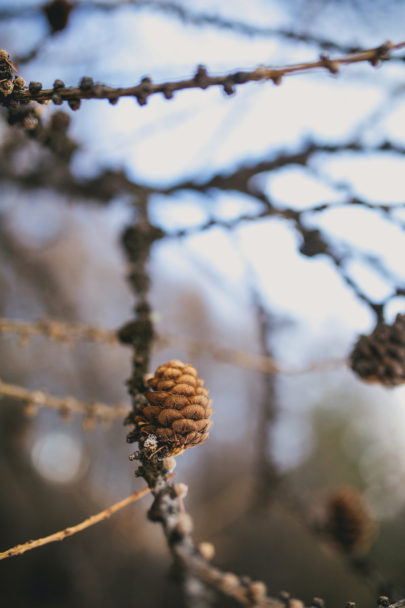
[
  {"left": 0, "top": 317, "right": 118, "bottom": 346},
  {"left": 0, "top": 0, "right": 384, "bottom": 55},
  {"left": 8, "top": 41, "right": 405, "bottom": 108},
  {"left": 0, "top": 317, "right": 348, "bottom": 375},
  {"left": 1, "top": 135, "right": 404, "bottom": 207},
  {"left": 119, "top": 193, "right": 161, "bottom": 394},
  {"left": 0, "top": 379, "right": 130, "bottom": 424},
  {"left": 155, "top": 140, "right": 405, "bottom": 199},
  {"left": 155, "top": 332, "right": 348, "bottom": 375},
  {"left": 0, "top": 478, "right": 172, "bottom": 560},
  {"left": 251, "top": 291, "right": 280, "bottom": 507},
  {"left": 90, "top": 2, "right": 377, "bottom": 55}
]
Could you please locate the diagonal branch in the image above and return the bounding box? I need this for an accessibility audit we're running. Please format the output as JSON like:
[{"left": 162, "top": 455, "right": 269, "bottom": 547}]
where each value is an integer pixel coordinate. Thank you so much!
[
  {"left": 134, "top": 450, "right": 281, "bottom": 607},
  {"left": 158, "top": 140, "right": 405, "bottom": 198},
  {"left": 6, "top": 41, "right": 404, "bottom": 108},
  {"left": 0, "top": 480, "right": 173, "bottom": 560}
]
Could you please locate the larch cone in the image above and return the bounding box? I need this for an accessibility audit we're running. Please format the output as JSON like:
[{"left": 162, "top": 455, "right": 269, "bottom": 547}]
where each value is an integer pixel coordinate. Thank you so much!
[{"left": 134, "top": 360, "right": 214, "bottom": 456}]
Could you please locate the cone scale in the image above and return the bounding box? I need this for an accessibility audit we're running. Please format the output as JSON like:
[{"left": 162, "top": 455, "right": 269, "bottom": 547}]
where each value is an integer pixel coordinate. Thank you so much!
[{"left": 350, "top": 314, "right": 405, "bottom": 387}]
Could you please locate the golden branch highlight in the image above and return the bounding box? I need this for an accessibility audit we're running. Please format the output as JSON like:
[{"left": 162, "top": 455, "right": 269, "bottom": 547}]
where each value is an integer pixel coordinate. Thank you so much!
[
  {"left": 0, "top": 317, "right": 118, "bottom": 346},
  {"left": 0, "top": 477, "right": 173, "bottom": 560}
]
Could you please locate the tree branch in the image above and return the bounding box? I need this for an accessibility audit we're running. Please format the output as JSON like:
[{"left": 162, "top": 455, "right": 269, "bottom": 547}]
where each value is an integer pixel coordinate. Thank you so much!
[
  {"left": 0, "top": 317, "right": 119, "bottom": 346},
  {"left": 0, "top": 316, "right": 347, "bottom": 375},
  {"left": 250, "top": 291, "right": 281, "bottom": 508},
  {"left": 0, "top": 379, "right": 129, "bottom": 426},
  {"left": 0, "top": 480, "right": 173, "bottom": 560},
  {"left": 132, "top": 448, "right": 281, "bottom": 607},
  {"left": 5, "top": 41, "right": 404, "bottom": 109},
  {"left": 1, "top": 1, "right": 403, "bottom": 58}
]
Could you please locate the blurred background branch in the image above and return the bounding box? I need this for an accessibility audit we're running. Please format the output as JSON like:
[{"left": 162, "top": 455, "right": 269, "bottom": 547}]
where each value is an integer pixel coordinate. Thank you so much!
[
  {"left": 0, "top": 316, "right": 347, "bottom": 374},
  {"left": 0, "top": 378, "right": 129, "bottom": 426}
]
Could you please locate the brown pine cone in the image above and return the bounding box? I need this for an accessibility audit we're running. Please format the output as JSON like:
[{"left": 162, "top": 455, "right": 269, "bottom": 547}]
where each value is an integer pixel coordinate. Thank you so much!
[
  {"left": 350, "top": 314, "right": 405, "bottom": 386},
  {"left": 135, "top": 360, "right": 213, "bottom": 456},
  {"left": 326, "top": 487, "right": 375, "bottom": 554}
]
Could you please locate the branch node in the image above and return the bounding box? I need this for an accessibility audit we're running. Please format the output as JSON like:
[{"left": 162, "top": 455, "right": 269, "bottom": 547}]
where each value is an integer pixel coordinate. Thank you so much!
[
  {"left": 51, "top": 93, "right": 63, "bottom": 105},
  {"left": 162, "top": 85, "right": 174, "bottom": 99},
  {"left": 135, "top": 76, "right": 152, "bottom": 106},
  {"left": 194, "top": 64, "right": 209, "bottom": 89},
  {"left": 223, "top": 77, "right": 235, "bottom": 96},
  {"left": 221, "top": 573, "right": 240, "bottom": 591},
  {"left": 68, "top": 98, "right": 81, "bottom": 110},
  {"left": 248, "top": 581, "right": 268, "bottom": 603},
  {"left": 279, "top": 592, "right": 291, "bottom": 605},
  {"left": 13, "top": 76, "right": 26, "bottom": 89},
  {"left": 319, "top": 53, "right": 340, "bottom": 74},
  {"left": 28, "top": 81, "right": 42, "bottom": 94},
  {"left": 0, "top": 79, "right": 14, "bottom": 97},
  {"left": 79, "top": 76, "right": 94, "bottom": 91},
  {"left": 173, "top": 512, "right": 194, "bottom": 536},
  {"left": 174, "top": 483, "right": 188, "bottom": 499},
  {"left": 370, "top": 41, "right": 393, "bottom": 66},
  {"left": 198, "top": 542, "right": 215, "bottom": 561},
  {"left": 53, "top": 79, "right": 65, "bottom": 90}
]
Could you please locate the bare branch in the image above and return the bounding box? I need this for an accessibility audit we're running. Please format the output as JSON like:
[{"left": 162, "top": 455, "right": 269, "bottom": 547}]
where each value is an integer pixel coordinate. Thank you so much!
[
  {"left": 6, "top": 40, "right": 404, "bottom": 109},
  {"left": 0, "top": 479, "right": 173, "bottom": 560},
  {"left": 87, "top": 1, "right": 371, "bottom": 54},
  {"left": 0, "top": 1, "right": 400, "bottom": 57},
  {"left": 119, "top": 194, "right": 160, "bottom": 394},
  {"left": 159, "top": 140, "right": 405, "bottom": 198},
  {"left": 155, "top": 332, "right": 347, "bottom": 376},
  {"left": 0, "top": 317, "right": 119, "bottom": 346},
  {"left": 249, "top": 290, "right": 281, "bottom": 508},
  {"left": 0, "top": 317, "right": 347, "bottom": 375},
  {"left": 1, "top": 132, "right": 404, "bottom": 210},
  {"left": 0, "top": 379, "right": 130, "bottom": 425}
]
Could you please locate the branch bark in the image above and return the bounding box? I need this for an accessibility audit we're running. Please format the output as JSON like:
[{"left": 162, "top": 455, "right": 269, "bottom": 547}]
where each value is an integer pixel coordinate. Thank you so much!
[
  {"left": 5, "top": 41, "right": 404, "bottom": 108},
  {"left": 0, "top": 379, "right": 129, "bottom": 426},
  {"left": 0, "top": 481, "right": 169, "bottom": 560}
]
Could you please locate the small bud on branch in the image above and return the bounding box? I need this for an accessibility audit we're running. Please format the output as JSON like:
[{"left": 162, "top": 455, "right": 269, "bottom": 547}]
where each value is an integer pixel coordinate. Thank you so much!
[{"left": 2, "top": 40, "right": 404, "bottom": 109}]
